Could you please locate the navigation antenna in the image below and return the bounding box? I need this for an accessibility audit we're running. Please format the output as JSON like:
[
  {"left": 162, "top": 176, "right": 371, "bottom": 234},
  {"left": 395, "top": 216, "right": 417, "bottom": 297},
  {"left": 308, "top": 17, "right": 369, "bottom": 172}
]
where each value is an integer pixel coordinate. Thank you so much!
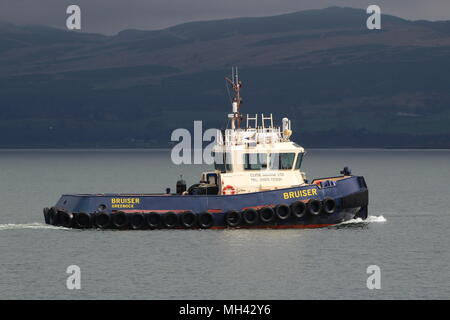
[{"left": 225, "top": 67, "right": 243, "bottom": 129}]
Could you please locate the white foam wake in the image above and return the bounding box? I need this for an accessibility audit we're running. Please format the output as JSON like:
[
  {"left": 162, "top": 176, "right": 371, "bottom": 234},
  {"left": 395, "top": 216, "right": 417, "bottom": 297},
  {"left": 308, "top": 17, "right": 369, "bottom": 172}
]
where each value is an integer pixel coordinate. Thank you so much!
[
  {"left": 339, "top": 215, "right": 387, "bottom": 225},
  {"left": 0, "top": 222, "right": 68, "bottom": 231}
]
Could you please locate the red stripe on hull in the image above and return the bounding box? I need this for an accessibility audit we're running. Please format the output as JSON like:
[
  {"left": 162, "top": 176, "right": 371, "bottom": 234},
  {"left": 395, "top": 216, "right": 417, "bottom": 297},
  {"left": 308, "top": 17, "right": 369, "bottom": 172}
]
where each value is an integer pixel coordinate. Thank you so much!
[
  {"left": 120, "top": 209, "right": 224, "bottom": 214},
  {"left": 120, "top": 209, "right": 187, "bottom": 213},
  {"left": 210, "top": 223, "right": 335, "bottom": 230},
  {"left": 242, "top": 204, "right": 274, "bottom": 210}
]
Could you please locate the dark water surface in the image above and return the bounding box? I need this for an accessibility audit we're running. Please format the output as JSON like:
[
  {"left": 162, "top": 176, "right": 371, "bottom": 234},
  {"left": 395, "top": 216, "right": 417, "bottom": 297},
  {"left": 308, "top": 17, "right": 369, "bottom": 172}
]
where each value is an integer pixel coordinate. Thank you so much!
[{"left": 0, "top": 149, "right": 449, "bottom": 299}]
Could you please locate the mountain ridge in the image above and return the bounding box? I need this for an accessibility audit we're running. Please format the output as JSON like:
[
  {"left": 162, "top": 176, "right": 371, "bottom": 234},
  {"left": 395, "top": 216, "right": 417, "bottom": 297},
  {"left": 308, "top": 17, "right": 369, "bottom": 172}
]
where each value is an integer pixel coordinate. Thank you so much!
[{"left": 1, "top": 6, "right": 450, "bottom": 148}]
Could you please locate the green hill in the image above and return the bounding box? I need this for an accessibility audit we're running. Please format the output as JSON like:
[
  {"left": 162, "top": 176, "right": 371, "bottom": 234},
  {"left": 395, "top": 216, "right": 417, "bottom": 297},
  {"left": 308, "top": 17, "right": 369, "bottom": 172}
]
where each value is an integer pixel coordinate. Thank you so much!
[{"left": 1, "top": 7, "right": 450, "bottom": 148}]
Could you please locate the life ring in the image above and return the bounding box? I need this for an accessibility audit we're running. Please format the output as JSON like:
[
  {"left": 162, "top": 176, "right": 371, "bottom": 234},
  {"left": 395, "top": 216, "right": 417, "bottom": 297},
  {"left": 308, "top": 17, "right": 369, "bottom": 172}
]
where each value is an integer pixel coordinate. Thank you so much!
[{"left": 222, "top": 185, "right": 236, "bottom": 195}]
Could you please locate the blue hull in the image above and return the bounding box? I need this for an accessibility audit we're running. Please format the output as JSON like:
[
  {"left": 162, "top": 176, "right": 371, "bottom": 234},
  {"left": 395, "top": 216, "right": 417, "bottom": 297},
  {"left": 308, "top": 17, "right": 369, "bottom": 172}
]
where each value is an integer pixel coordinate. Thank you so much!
[{"left": 43, "top": 175, "right": 368, "bottom": 229}]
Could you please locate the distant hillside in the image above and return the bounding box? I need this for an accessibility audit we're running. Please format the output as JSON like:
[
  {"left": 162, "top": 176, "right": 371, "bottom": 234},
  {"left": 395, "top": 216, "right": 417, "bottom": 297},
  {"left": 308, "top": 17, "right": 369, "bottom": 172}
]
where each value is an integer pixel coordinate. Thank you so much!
[{"left": 1, "top": 6, "right": 450, "bottom": 148}]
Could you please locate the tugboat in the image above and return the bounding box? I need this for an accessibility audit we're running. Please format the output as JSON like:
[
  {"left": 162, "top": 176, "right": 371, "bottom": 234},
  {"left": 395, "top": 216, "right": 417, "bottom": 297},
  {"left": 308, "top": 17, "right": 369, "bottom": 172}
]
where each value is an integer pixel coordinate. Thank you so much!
[{"left": 43, "top": 68, "right": 368, "bottom": 230}]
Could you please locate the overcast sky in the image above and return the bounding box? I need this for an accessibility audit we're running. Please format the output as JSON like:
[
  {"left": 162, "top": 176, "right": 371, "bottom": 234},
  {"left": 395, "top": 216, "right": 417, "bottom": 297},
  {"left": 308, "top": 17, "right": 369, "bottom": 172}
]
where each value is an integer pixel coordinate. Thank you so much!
[{"left": 1, "top": 0, "right": 450, "bottom": 35}]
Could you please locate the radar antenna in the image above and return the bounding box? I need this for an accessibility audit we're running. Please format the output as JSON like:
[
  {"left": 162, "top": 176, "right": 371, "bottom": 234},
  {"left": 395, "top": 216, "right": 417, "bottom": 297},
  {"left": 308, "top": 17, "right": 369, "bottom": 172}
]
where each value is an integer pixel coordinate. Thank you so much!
[{"left": 225, "top": 67, "right": 243, "bottom": 129}]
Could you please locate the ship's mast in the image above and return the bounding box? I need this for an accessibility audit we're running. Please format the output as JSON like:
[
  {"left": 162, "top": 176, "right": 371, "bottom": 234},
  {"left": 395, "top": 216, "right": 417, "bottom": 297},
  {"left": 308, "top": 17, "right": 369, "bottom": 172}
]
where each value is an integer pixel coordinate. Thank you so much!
[{"left": 225, "top": 67, "right": 243, "bottom": 129}]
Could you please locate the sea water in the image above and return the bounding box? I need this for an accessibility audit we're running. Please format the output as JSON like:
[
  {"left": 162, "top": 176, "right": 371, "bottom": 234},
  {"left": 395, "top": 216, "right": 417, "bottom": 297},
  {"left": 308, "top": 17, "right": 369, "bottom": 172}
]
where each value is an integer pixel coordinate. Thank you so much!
[{"left": 0, "top": 149, "right": 448, "bottom": 299}]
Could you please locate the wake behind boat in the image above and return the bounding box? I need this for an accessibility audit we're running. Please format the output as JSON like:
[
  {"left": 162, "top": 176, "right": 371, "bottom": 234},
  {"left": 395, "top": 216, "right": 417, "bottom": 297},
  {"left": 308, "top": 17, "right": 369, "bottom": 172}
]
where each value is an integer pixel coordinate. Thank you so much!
[{"left": 43, "top": 68, "right": 368, "bottom": 230}]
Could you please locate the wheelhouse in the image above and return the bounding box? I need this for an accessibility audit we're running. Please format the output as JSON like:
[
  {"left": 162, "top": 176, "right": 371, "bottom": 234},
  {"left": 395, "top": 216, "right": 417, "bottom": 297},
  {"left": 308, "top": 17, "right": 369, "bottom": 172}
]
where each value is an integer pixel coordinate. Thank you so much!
[{"left": 189, "top": 67, "right": 308, "bottom": 195}]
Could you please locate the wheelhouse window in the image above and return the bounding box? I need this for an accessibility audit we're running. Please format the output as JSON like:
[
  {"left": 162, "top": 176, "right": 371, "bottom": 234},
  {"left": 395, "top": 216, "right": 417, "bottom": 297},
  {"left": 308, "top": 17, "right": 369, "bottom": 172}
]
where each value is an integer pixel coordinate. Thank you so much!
[
  {"left": 225, "top": 153, "right": 232, "bottom": 171},
  {"left": 269, "top": 153, "right": 295, "bottom": 170},
  {"left": 243, "top": 153, "right": 267, "bottom": 170},
  {"left": 295, "top": 153, "right": 303, "bottom": 169},
  {"left": 213, "top": 152, "right": 232, "bottom": 172}
]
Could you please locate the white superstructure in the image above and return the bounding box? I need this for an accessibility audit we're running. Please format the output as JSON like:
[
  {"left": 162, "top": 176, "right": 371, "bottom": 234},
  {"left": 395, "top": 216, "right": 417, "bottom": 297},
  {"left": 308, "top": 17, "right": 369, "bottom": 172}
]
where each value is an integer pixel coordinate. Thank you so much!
[{"left": 199, "top": 67, "right": 307, "bottom": 195}]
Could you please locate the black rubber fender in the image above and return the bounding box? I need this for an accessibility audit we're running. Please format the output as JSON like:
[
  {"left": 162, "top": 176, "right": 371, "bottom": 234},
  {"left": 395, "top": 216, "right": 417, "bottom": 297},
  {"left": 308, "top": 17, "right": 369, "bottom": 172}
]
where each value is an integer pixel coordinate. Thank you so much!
[
  {"left": 307, "top": 199, "right": 322, "bottom": 216},
  {"left": 112, "top": 211, "right": 129, "bottom": 229},
  {"left": 162, "top": 212, "right": 178, "bottom": 228},
  {"left": 48, "top": 207, "right": 58, "bottom": 225},
  {"left": 43, "top": 207, "right": 50, "bottom": 224},
  {"left": 180, "top": 211, "right": 197, "bottom": 228},
  {"left": 198, "top": 212, "right": 214, "bottom": 229},
  {"left": 55, "top": 211, "right": 73, "bottom": 228},
  {"left": 322, "top": 198, "right": 336, "bottom": 214},
  {"left": 242, "top": 208, "right": 259, "bottom": 225},
  {"left": 355, "top": 205, "right": 368, "bottom": 220},
  {"left": 95, "top": 212, "right": 111, "bottom": 229},
  {"left": 341, "top": 190, "right": 369, "bottom": 209},
  {"left": 129, "top": 212, "right": 146, "bottom": 230},
  {"left": 146, "top": 212, "right": 161, "bottom": 229},
  {"left": 259, "top": 207, "right": 275, "bottom": 223},
  {"left": 274, "top": 204, "right": 291, "bottom": 220},
  {"left": 290, "top": 201, "right": 307, "bottom": 218},
  {"left": 224, "top": 210, "right": 241, "bottom": 227},
  {"left": 74, "top": 212, "right": 92, "bottom": 229}
]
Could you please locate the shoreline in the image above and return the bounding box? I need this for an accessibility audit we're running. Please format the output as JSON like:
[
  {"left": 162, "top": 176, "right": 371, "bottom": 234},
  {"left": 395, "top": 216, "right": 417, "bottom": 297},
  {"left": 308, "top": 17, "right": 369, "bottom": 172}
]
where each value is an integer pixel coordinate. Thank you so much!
[{"left": 0, "top": 147, "right": 449, "bottom": 152}]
